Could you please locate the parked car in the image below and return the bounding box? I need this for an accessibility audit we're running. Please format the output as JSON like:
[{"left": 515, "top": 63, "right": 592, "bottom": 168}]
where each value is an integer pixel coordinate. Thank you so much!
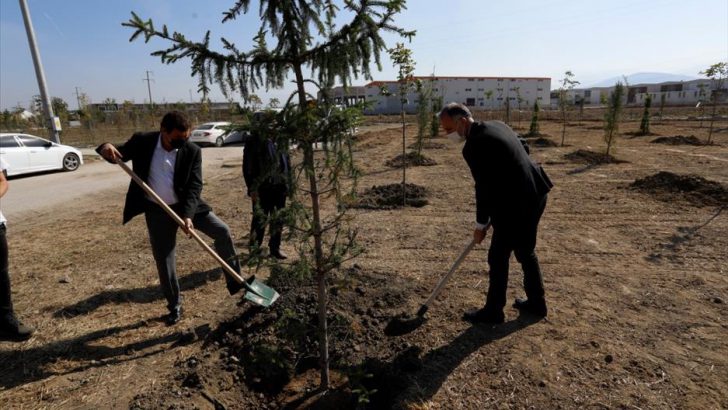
[
  {"left": 189, "top": 121, "right": 250, "bottom": 147},
  {"left": 0, "top": 133, "right": 83, "bottom": 177}
]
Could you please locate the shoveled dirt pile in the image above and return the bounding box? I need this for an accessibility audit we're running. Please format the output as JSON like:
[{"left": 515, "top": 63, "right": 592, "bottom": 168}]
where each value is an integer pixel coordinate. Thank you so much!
[
  {"left": 564, "top": 149, "right": 626, "bottom": 165},
  {"left": 385, "top": 152, "right": 437, "bottom": 168},
  {"left": 650, "top": 135, "right": 704, "bottom": 145},
  {"left": 629, "top": 171, "right": 728, "bottom": 207},
  {"left": 129, "top": 266, "right": 422, "bottom": 409},
  {"left": 353, "top": 183, "right": 429, "bottom": 209},
  {"left": 531, "top": 137, "right": 558, "bottom": 147}
]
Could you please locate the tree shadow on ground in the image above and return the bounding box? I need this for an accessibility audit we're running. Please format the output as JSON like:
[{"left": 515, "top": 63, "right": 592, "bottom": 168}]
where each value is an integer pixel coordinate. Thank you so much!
[
  {"left": 566, "top": 163, "right": 602, "bottom": 175},
  {"left": 52, "top": 266, "right": 224, "bottom": 318},
  {"left": 0, "top": 320, "right": 210, "bottom": 389}
]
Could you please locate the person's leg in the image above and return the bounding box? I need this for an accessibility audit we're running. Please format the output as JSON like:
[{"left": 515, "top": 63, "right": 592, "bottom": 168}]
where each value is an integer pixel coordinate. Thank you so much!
[
  {"left": 513, "top": 195, "right": 548, "bottom": 316},
  {"left": 194, "top": 211, "right": 243, "bottom": 294},
  {"left": 249, "top": 191, "right": 271, "bottom": 252},
  {"left": 0, "top": 223, "right": 34, "bottom": 340},
  {"left": 0, "top": 224, "right": 13, "bottom": 318},
  {"left": 484, "top": 227, "right": 512, "bottom": 315},
  {"left": 268, "top": 187, "right": 287, "bottom": 257},
  {"left": 144, "top": 208, "right": 181, "bottom": 314}
]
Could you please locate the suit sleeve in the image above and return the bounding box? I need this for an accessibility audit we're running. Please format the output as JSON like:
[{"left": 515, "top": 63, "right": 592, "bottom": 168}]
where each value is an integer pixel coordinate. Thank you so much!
[
  {"left": 242, "top": 136, "right": 259, "bottom": 196},
  {"left": 182, "top": 148, "right": 203, "bottom": 219},
  {"left": 95, "top": 132, "right": 142, "bottom": 163},
  {"left": 470, "top": 137, "right": 492, "bottom": 227}
]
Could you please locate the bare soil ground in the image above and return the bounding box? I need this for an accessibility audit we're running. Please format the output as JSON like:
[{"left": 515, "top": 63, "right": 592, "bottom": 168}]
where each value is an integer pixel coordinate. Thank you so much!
[{"left": 1, "top": 118, "right": 727, "bottom": 409}]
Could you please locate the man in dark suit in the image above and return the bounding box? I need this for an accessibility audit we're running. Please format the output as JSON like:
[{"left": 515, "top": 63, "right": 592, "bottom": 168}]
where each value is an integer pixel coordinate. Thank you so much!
[
  {"left": 97, "top": 111, "right": 243, "bottom": 325},
  {"left": 243, "top": 112, "right": 290, "bottom": 260},
  {"left": 439, "top": 103, "right": 553, "bottom": 324}
]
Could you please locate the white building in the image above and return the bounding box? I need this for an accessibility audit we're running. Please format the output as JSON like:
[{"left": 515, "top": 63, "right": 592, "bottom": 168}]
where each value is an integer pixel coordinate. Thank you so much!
[
  {"left": 554, "top": 78, "right": 722, "bottom": 108},
  {"left": 330, "top": 76, "right": 551, "bottom": 115}
]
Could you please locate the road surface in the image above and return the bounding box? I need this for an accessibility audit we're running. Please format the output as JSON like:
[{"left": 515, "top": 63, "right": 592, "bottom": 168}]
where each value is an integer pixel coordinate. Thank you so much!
[{"left": 2, "top": 146, "right": 245, "bottom": 222}]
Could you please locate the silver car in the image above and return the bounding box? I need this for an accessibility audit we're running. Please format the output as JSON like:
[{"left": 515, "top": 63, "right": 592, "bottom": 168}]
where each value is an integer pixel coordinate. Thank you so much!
[{"left": 0, "top": 133, "right": 83, "bottom": 177}]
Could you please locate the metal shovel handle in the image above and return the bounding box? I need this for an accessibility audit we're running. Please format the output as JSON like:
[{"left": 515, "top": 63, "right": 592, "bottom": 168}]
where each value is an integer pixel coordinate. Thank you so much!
[
  {"left": 115, "top": 158, "right": 247, "bottom": 287},
  {"left": 420, "top": 238, "right": 477, "bottom": 310}
]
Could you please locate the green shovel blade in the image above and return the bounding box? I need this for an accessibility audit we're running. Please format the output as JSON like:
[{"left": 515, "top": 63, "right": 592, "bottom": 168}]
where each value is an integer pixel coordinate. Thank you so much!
[{"left": 242, "top": 276, "right": 280, "bottom": 307}]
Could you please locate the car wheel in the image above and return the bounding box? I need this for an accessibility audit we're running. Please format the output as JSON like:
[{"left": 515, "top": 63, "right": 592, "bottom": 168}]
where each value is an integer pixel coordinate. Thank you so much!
[
  {"left": 215, "top": 137, "right": 224, "bottom": 147},
  {"left": 62, "top": 153, "right": 80, "bottom": 171}
]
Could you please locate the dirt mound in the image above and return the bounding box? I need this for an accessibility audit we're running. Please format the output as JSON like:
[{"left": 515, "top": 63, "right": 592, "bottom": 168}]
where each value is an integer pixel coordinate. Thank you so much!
[
  {"left": 385, "top": 152, "right": 437, "bottom": 168},
  {"left": 629, "top": 172, "right": 728, "bottom": 207},
  {"left": 564, "top": 149, "right": 626, "bottom": 165},
  {"left": 532, "top": 137, "right": 558, "bottom": 147},
  {"left": 129, "top": 266, "right": 421, "bottom": 409},
  {"left": 650, "top": 135, "right": 704, "bottom": 145},
  {"left": 352, "top": 183, "right": 429, "bottom": 209}
]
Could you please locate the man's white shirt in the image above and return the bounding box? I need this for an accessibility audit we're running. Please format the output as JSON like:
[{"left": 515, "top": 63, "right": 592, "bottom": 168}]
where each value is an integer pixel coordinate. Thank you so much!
[
  {"left": 0, "top": 158, "right": 8, "bottom": 225},
  {"left": 147, "top": 135, "right": 179, "bottom": 205}
]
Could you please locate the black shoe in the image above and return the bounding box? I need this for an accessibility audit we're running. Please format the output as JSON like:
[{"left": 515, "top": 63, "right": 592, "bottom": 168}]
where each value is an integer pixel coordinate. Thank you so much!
[
  {"left": 462, "top": 308, "right": 505, "bottom": 324},
  {"left": 227, "top": 281, "right": 244, "bottom": 296},
  {"left": 0, "top": 314, "right": 34, "bottom": 341},
  {"left": 270, "top": 250, "right": 287, "bottom": 260},
  {"left": 513, "top": 298, "right": 548, "bottom": 317},
  {"left": 164, "top": 307, "right": 183, "bottom": 326}
]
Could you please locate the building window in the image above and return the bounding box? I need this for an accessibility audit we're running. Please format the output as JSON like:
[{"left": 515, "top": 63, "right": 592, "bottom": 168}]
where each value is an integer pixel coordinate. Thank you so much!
[
  {"left": 468, "top": 79, "right": 475, "bottom": 82},
  {"left": 537, "top": 97, "right": 543, "bottom": 100},
  {"left": 584, "top": 90, "right": 591, "bottom": 97},
  {"left": 465, "top": 88, "right": 472, "bottom": 92},
  {"left": 497, "top": 78, "right": 503, "bottom": 82},
  {"left": 477, "top": 88, "right": 484, "bottom": 91},
  {"left": 497, "top": 97, "right": 503, "bottom": 100},
  {"left": 538, "top": 79, "right": 543, "bottom": 82},
  {"left": 537, "top": 88, "right": 543, "bottom": 92}
]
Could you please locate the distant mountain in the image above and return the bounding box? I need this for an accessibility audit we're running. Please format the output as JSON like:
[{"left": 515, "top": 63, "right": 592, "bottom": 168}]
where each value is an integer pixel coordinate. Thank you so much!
[{"left": 588, "top": 72, "right": 698, "bottom": 88}]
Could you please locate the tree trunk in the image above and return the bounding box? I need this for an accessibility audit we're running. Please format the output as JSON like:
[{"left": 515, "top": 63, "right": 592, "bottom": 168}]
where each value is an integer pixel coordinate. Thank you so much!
[
  {"left": 561, "top": 109, "right": 567, "bottom": 146},
  {"left": 293, "top": 62, "right": 329, "bottom": 389},
  {"left": 401, "top": 105, "right": 406, "bottom": 207},
  {"left": 708, "top": 98, "right": 717, "bottom": 144}
]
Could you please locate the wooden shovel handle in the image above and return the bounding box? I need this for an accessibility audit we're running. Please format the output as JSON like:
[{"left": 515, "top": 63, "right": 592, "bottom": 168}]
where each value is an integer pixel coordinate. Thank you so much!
[{"left": 115, "top": 158, "right": 244, "bottom": 284}]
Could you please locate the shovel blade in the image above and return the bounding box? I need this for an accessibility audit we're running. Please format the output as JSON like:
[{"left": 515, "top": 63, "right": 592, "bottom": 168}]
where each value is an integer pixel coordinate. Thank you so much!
[{"left": 243, "top": 276, "right": 280, "bottom": 307}]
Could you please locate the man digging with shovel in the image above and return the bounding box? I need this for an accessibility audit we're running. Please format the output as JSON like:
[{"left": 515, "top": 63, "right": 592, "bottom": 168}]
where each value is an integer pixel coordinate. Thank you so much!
[
  {"left": 97, "top": 111, "right": 249, "bottom": 325},
  {"left": 440, "top": 103, "right": 553, "bottom": 324}
]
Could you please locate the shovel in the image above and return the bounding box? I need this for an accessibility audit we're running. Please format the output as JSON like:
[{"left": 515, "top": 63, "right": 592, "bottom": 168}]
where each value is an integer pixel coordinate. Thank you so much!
[
  {"left": 385, "top": 234, "right": 482, "bottom": 336},
  {"left": 115, "top": 158, "right": 280, "bottom": 307}
]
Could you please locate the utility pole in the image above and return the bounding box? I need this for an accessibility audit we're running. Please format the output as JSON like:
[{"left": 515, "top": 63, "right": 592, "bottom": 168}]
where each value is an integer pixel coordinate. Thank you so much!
[
  {"left": 19, "top": 0, "right": 60, "bottom": 142},
  {"left": 143, "top": 70, "right": 154, "bottom": 110},
  {"left": 74, "top": 87, "right": 83, "bottom": 111}
]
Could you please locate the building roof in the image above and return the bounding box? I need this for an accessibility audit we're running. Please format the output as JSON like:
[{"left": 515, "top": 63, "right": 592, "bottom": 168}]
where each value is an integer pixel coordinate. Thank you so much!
[{"left": 364, "top": 75, "right": 551, "bottom": 87}]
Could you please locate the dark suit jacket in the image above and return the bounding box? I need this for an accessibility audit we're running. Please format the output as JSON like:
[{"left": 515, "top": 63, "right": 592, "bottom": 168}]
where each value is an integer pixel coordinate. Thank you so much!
[
  {"left": 463, "top": 121, "right": 553, "bottom": 227},
  {"left": 97, "top": 131, "right": 211, "bottom": 224},
  {"left": 242, "top": 134, "right": 291, "bottom": 196}
]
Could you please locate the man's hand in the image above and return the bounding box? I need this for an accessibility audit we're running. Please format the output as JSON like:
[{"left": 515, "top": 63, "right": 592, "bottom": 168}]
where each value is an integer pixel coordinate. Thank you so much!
[
  {"left": 473, "top": 227, "right": 488, "bottom": 244},
  {"left": 99, "top": 143, "right": 122, "bottom": 162},
  {"left": 183, "top": 218, "right": 195, "bottom": 237}
]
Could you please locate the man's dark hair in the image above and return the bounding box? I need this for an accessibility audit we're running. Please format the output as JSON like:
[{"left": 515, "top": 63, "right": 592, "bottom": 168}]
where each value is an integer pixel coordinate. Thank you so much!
[
  {"left": 439, "top": 102, "right": 473, "bottom": 120},
  {"left": 160, "top": 111, "right": 191, "bottom": 132}
]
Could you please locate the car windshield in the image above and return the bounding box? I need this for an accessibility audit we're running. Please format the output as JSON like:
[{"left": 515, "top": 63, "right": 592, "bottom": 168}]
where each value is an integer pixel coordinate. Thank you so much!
[{"left": 195, "top": 124, "right": 214, "bottom": 130}]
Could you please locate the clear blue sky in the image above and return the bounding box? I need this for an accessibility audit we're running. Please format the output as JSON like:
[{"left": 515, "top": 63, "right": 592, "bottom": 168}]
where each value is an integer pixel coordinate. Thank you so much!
[{"left": 1, "top": 0, "right": 726, "bottom": 111}]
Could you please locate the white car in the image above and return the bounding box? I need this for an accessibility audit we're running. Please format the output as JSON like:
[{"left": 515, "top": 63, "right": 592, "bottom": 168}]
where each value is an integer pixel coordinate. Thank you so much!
[
  {"left": 189, "top": 121, "right": 249, "bottom": 147},
  {"left": 0, "top": 133, "right": 83, "bottom": 177}
]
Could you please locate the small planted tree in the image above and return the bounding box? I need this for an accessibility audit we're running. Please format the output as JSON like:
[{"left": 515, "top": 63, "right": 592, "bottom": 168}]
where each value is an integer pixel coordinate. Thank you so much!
[
  {"left": 604, "top": 82, "right": 625, "bottom": 156},
  {"left": 124, "top": 0, "right": 413, "bottom": 390},
  {"left": 558, "top": 70, "right": 580, "bottom": 146},
  {"left": 700, "top": 62, "right": 727, "bottom": 144},
  {"left": 528, "top": 100, "right": 540, "bottom": 137},
  {"left": 658, "top": 93, "right": 666, "bottom": 120},
  {"left": 638, "top": 94, "right": 652, "bottom": 136},
  {"left": 388, "top": 42, "right": 417, "bottom": 207},
  {"left": 414, "top": 79, "right": 432, "bottom": 154}
]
